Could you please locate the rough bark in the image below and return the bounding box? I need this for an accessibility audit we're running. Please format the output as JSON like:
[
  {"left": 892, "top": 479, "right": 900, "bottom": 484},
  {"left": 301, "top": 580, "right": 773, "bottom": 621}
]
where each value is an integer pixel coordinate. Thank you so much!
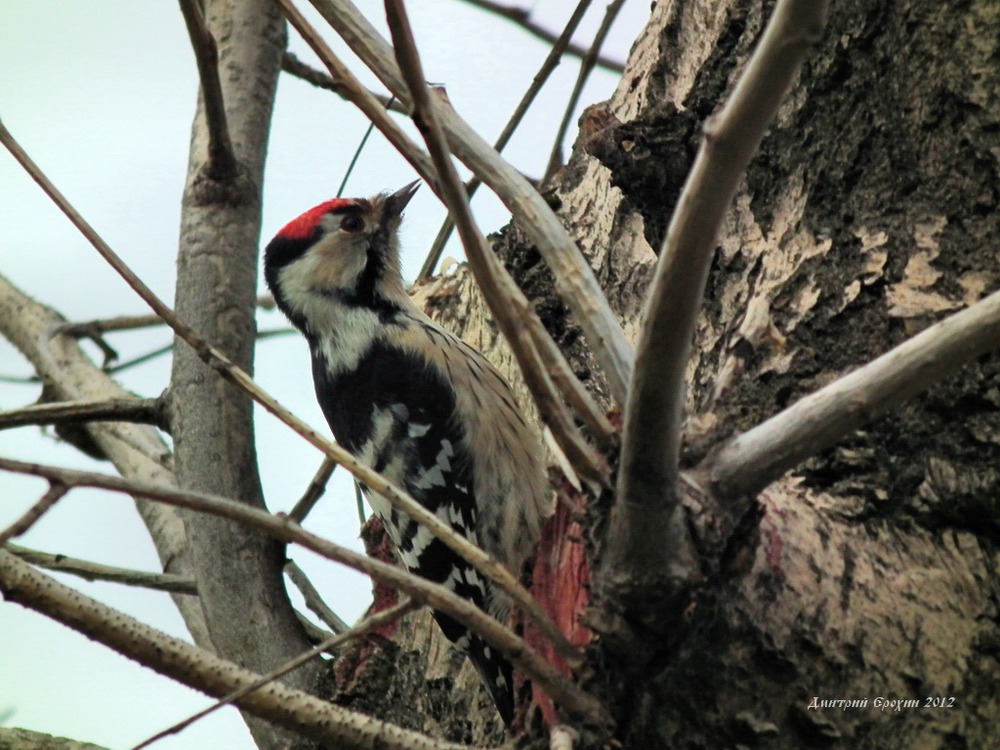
[
  {"left": 575, "top": 0, "right": 999, "bottom": 747},
  {"left": 0, "top": 728, "right": 109, "bottom": 750},
  {"left": 337, "top": 0, "right": 1000, "bottom": 747}
]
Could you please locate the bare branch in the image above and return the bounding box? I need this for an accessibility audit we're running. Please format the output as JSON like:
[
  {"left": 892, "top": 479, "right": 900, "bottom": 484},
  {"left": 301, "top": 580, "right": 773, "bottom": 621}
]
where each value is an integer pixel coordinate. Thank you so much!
[
  {"left": 0, "top": 550, "right": 500, "bottom": 750},
  {"left": 58, "top": 295, "right": 276, "bottom": 337},
  {"left": 0, "top": 457, "right": 608, "bottom": 724},
  {"left": 1, "top": 112, "right": 577, "bottom": 677},
  {"left": 386, "top": 0, "right": 609, "bottom": 486},
  {"left": 456, "top": 0, "right": 625, "bottom": 74},
  {"left": 285, "top": 559, "right": 349, "bottom": 633},
  {"left": 4, "top": 543, "right": 197, "bottom": 594},
  {"left": 178, "top": 0, "right": 237, "bottom": 179},
  {"left": 308, "top": 0, "right": 635, "bottom": 405},
  {"left": 288, "top": 457, "right": 337, "bottom": 523},
  {"left": 0, "top": 397, "right": 166, "bottom": 432},
  {"left": 295, "top": 610, "right": 336, "bottom": 644},
  {"left": 282, "top": 51, "right": 407, "bottom": 113},
  {"left": 609, "top": 0, "right": 829, "bottom": 578},
  {"left": 705, "top": 287, "right": 1000, "bottom": 500},
  {"left": 418, "top": 0, "right": 597, "bottom": 279},
  {"left": 542, "top": 0, "right": 625, "bottom": 185},
  {"left": 133, "top": 598, "right": 419, "bottom": 750},
  {"left": 0, "top": 273, "right": 207, "bottom": 643},
  {"left": 530, "top": 321, "right": 616, "bottom": 442},
  {"left": 97, "top": 328, "right": 290, "bottom": 378},
  {"left": 0, "top": 483, "right": 68, "bottom": 544},
  {"left": 277, "top": 1, "right": 437, "bottom": 180}
]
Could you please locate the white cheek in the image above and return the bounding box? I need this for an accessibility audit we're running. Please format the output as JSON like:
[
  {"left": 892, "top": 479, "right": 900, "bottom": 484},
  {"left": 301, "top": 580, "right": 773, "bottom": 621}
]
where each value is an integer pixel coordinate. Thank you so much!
[
  {"left": 277, "top": 251, "right": 382, "bottom": 373},
  {"left": 277, "top": 253, "right": 321, "bottom": 311}
]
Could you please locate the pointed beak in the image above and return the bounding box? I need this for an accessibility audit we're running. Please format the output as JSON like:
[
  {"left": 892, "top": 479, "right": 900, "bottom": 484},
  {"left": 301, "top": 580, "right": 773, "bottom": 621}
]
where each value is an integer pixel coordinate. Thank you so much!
[{"left": 385, "top": 180, "right": 420, "bottom": 218}]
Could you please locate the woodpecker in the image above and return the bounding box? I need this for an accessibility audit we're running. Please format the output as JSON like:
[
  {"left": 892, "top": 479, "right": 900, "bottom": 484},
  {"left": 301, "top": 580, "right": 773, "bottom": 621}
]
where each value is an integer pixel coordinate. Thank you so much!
[{"left": 263, "top": 182, "right": 550, "bottom": 724}]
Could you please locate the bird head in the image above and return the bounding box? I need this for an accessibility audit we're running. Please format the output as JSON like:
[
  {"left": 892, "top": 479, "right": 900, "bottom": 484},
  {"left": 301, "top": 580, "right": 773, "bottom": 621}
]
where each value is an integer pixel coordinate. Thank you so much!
[{"left": 263, "top": 180, "right": 420, "bottom": 330}]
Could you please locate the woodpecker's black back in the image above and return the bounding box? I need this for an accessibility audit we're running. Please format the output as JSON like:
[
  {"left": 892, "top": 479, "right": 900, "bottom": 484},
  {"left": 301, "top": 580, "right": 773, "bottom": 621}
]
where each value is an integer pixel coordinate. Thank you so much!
[{"left": 263, "top": 184, "right": 549, "bottom": 726}]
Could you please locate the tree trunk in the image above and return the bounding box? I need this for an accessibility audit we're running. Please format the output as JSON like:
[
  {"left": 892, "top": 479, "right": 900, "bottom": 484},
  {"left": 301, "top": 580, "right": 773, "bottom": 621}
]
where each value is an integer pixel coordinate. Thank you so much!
[
  {"left": 339, "top": 0, "right": 1000, "bottom": 747},
  {"left": 168, "top": 2, "right": 323, "bottom": 748}
]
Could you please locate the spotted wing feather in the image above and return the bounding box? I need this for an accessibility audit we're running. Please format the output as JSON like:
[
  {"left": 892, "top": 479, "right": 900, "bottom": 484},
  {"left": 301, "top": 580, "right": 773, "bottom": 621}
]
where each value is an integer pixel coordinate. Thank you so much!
[{"left": 314, "top": 338, "right": 516, "bottom": 723}]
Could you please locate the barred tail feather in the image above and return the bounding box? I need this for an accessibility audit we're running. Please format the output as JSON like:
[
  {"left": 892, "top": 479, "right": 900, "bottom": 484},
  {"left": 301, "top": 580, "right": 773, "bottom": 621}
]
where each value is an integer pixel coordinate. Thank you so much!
[
  {"left": 432, "top": 611, "right": 515, "bottom": 725},
  {"left": 467, "top": 632, "right": 515, "bottom": 725}
]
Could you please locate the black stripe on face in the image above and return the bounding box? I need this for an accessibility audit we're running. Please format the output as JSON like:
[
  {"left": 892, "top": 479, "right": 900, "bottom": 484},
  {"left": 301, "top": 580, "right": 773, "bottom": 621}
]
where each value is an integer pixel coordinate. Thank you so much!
[
  {"left": 264, "top": 204, "right": 363, "bottom": 275},
  {"left": 263, "top": 203, "right": 366, "bottom": 327},
  {"left": 318, "top": 286, "right": 404, "bottom": 320},
  {"left": 262, "top": 234, "right": 312, "bottom": 330}
]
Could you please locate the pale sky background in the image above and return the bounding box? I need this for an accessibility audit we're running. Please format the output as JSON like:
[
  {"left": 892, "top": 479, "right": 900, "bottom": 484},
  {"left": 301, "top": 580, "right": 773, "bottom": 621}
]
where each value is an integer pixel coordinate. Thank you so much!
[{"left": 0, "top": 2, "right": 648, "bottom": 748}]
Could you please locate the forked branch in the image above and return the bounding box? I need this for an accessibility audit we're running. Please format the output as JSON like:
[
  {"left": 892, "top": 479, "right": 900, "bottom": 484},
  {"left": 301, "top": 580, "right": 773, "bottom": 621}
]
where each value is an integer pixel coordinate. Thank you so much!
[
  {"left": 178, "top": 0, "right": 237, "bottom": 179},
  {"left": 608, "top": 0, "right": 829, "bottom": 579}
]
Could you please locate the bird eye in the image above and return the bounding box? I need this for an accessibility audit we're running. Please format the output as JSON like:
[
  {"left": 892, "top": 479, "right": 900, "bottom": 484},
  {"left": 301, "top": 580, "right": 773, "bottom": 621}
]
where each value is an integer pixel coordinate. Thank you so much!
[{"left": 340, "top": 215, "right": 365, "bottom": 233}]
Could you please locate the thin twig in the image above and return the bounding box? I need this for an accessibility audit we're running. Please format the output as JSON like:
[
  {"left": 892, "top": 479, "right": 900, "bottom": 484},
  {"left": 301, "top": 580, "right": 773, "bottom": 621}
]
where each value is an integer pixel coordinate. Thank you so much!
[
  {"left": 354, "top": 480, "right": 366, "bottom": 525},
  {"left": 0, "top": 398, "right": 166, "bottom": 432},
  {"left": 277, "top": 1, "right": 437, "bottom": 182},
  {"left": 0, "top": 550, "right": 502, "bottom": 750},
  {"left": 178, "top": 0, "right": 237, "bottom": 179},
  {"left": 295, "top": 610, "right": 336, "bottom": 644},
  {"left": 132, "top": 598, "right": 418, "bottom": 750},
  {"left": 0, "top": 483, "right": 68, "bottom": 544},
  {"left": 0, "top": 457, "right": 607, "bottom": 723},
  {"left": 58, "top": 295, "right": 277, "bottom": 337},
  {"left": 337, "top": 95, "right": 397, "bottom": 197},
  {"left": 609, "top": 0, "right": 829, "bottom": 578},
  {"left": 4, "top": 543, "right": 197, "bottom": 594},
  {"left": 288, "top": 458, "right": 337, "bottom": 523},
  {"left": 309, "top": 0, "right": 635, "bottom": 405},
  {"left": 542, "top": 0, "right": 625, "bottom": 185},
  {"left": 419, "top": 0, "right": 596, "bottom": 279},
  {"left": 103, "top": 328, "right": 290, "bottom": 377},
  {"left": 284, "top": 559, "right": 349, "bottom": 633},
  {"left": 386, "top": 0, "right": 609, "bottom": 485},
  {"left": 0, "top": 117, "right": 574, "bottom": 660},
  {"left": 456, "top": 0, "right": 625, "bottom": 73},
  {"left": 0, "top": 273, "right": 207, "bottom": 641},
  {"left": 281, "top": 51, "right": 407, "bottom": 113},
  {"left": 0, "top": 372, "right": 37, "bottom": 385},
  {"left": 705, "top": 286, "right": 1000, "bottom": 500}
]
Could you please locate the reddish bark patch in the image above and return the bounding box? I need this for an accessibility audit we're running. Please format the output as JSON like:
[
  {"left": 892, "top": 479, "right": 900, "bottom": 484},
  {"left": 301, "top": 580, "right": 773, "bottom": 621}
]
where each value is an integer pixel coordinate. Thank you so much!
[
  {"left": 360, "top": 516, "right": 404, "bottom": 637},
  {"left": 517, "top": 482, "right": 594, "bottom": 727}
]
